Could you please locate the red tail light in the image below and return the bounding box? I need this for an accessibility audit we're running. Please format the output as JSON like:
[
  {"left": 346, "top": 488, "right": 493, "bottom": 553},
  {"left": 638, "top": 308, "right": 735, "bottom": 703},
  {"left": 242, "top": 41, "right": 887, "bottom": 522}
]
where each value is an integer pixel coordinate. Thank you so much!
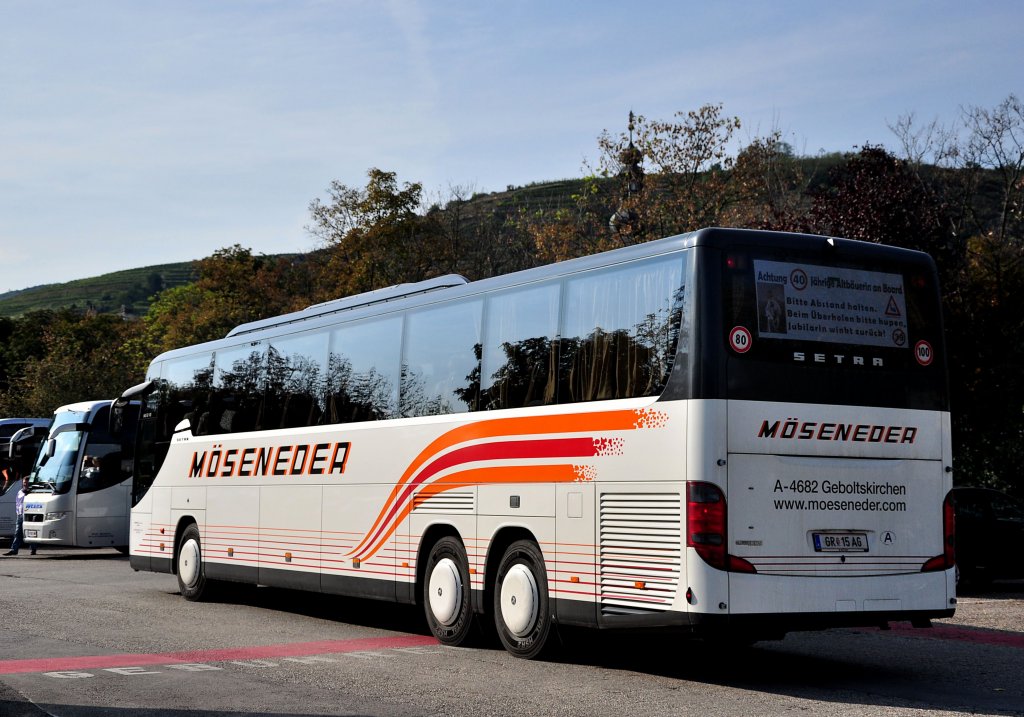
[
  {"left": 687, "top": 482, "right": 756, "bottom": 573},
  {"left": 922, "top": 490, "right": 955, "bottom": 572}
]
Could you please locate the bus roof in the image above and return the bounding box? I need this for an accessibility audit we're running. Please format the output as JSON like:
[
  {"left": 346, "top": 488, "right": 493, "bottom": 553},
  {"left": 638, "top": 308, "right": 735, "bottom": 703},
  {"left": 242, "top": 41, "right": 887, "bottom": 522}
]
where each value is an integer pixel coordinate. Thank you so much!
[
  {"left": 0, "top": 418, "right": 49, "bottom": 426},
  {"left": 52, "top": 400, "right": 113, "bottom": 417}
]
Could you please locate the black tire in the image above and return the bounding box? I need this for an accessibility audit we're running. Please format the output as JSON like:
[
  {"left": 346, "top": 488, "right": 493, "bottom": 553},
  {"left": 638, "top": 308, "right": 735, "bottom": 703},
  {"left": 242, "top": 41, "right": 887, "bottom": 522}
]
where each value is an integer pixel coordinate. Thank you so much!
[
  {"left": 422, "top": 536, "right": 475, "bottom": 646},
  {"left": 176, "top": 524, "right": 210, "bottom": 601},
  {"left": 493, "top": 539, "right": 552, "bottom": 659}
]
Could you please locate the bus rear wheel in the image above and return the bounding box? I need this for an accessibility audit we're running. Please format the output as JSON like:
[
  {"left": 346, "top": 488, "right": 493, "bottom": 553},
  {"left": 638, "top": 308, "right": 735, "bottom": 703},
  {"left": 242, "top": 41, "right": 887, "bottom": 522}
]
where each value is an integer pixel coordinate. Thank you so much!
[
  {"left": 423, "top": 536, "right": 474, "bottom": 646},
  {"left": 493, "top": 540, "right": 552, "bottom": 659},
  {"left": 176, "top": 524, "right": 209, "bottom": 601}
]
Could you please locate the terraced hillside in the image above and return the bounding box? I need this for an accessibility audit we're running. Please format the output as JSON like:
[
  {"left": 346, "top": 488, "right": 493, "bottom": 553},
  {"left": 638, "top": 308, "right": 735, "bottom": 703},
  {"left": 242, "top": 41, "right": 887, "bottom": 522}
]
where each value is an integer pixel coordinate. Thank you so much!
[{"left": 0, "top": 262, "right": 196, "bottom": 318}]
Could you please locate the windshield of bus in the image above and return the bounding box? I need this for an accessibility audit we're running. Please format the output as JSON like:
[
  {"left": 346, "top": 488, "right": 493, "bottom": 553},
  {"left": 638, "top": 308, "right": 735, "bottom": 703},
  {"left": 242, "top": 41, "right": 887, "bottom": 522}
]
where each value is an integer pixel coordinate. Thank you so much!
[
  {"left": 720, "top": 242, "right": 948, "bottom": 410},
  {"left": 28, "top": 411, "right": 89, "bottom": 495}
]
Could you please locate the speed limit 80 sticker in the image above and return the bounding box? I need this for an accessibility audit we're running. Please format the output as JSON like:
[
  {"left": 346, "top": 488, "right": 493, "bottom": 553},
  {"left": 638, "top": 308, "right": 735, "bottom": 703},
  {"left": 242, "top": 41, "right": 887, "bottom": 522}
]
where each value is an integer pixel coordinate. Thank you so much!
[{"left": 729, "top": 326, "right": 752, "bottom": 354}]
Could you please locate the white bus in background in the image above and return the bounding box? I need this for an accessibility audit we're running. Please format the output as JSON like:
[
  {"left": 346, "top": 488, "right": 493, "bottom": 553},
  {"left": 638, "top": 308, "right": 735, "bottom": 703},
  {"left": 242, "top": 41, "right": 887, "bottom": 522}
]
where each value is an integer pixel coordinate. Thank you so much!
[
  {"left": 121, "top": 228, "right": 955, "bottom": 658},
  {"left": 0, "top": 417, "right": 50, "bottom": 541},
  {"left": 21, "top": 400, "right": 139, "bottom": 551}
]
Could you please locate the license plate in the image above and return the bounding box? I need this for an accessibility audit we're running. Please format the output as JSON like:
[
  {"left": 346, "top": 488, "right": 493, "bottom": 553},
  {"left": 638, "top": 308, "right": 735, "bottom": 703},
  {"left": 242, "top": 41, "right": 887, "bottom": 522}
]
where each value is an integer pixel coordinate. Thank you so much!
[
  {"left": 813, "top": 532, "right": 867, "bottom": 552},
  {"left": 25, "top": 529, "right": 38, "bottom": 538}
]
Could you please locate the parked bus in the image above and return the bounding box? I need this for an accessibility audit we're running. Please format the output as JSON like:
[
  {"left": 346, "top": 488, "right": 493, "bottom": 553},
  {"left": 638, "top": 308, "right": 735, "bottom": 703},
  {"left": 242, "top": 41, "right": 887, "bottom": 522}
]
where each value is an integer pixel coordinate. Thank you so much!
[
  {"left": 0, "top": 418, "right": 50, "bottom": 540},
  {"left": 21, "top": 400, "right": 138, "bottom": 551},
  {"left": 121, "top": 227, "right": 955, "bottom": 657}
]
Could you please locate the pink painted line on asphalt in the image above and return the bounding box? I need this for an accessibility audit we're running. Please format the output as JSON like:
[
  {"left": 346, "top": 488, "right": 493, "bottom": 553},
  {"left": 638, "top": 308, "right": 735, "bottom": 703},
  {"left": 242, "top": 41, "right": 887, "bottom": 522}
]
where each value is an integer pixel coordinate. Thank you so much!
[
  {"left": 861, "top": 622, "right": 1024, "bottom": 649},
  {"left": 0, "top": 634, "right": 437, "bottom": 675}
]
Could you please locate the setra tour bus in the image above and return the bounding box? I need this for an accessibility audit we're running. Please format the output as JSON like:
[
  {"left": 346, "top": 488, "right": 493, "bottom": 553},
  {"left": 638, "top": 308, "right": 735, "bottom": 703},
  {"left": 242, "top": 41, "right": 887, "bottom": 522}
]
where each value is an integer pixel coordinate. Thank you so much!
[
  {"left": 120, "top": 227, "right": 955, "bottom": 658},
  {"left": 21, "top": 400, "right": 139, "bottom": 551}
]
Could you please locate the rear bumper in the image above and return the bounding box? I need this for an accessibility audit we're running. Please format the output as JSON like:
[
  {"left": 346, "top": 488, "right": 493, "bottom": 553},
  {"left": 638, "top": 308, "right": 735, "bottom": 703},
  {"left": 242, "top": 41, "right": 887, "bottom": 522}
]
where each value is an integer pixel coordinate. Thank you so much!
[{"left": 688, "top": 607, "right": 955, "bottom": 636}]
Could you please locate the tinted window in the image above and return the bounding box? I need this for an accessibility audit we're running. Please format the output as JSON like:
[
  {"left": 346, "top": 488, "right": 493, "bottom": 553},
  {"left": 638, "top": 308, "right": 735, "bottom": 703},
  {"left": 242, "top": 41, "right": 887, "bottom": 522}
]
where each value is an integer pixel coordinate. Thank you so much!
[
  {"left": 719, "top": 246, "right": 947, "bottom": 409},
  {"left": 560, "top": 255, "right": 685, "bottom": 402},
  {"left": 265, "top": 332, "right": 328, "bottom": 429},
  {"left": 403, "top": 300, "right": 482, "bottom": 416},
  {"left": 79, "top": 406, "right": 135, "bottom": 494},
  {"left": 165, "top": 353, "right": 215, "bottom": 436},
  {"left": 481, "top": 282, "right": 559, "bottom": 410},
  {"left": 328, "top": 316, "right": 402, "bottom": 423},
  {"left": 208, "top": 344, "right": 266, "bottom": 435}
]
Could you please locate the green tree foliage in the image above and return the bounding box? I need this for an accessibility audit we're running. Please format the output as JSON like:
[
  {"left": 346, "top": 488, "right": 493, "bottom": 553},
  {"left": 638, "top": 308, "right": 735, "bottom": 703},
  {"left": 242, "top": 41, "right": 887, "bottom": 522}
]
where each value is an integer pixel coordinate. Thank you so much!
[
  {"left": 141, "top": 245, "right": 312, "bottom": 357},
  {"left": 307, "top": 169, "right": 448, "bottom": 300},
  {"left": 0, "top": 310, "right": 144, "bottom": 416}
]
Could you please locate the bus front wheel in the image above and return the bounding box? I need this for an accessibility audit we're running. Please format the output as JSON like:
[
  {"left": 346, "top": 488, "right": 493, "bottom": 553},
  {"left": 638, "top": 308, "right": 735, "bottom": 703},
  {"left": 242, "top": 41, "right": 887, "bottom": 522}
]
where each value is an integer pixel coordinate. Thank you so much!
[
  {"left": 493, "top": 540, "right": 552, "bottom": 659},
  {"left": 177, "top": 524, "right": 209, "bottom": 601},
  {"left": 423, "top": 536, "right": 475, "bottom": 646}
]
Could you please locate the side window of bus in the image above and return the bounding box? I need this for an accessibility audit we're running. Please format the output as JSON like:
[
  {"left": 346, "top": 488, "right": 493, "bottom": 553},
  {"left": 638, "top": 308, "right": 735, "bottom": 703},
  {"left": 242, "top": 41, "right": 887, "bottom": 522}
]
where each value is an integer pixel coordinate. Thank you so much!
[
  {"left": 164, "top": 354, "right": 215, "bottom": 437},
  {"left": 403, "top": 300, "right": 483, "bottom": 416},
  {"left": 560, "top": 256, "right": 685, "bottom": 403},
  {"left": 80, "top": 409, "right": 129, "bottom": 494},
  {"left": 480, "top": 282, "right": 559, "bottom": 410},
  {"left": 208, "top": 344, "right": 267, "bottom": 435},
  {"left": 328, "top": 316, "right": 402, "bottom": 423},
  {"left": 265, "top": 331, "right": 329, "bottom": 429}
]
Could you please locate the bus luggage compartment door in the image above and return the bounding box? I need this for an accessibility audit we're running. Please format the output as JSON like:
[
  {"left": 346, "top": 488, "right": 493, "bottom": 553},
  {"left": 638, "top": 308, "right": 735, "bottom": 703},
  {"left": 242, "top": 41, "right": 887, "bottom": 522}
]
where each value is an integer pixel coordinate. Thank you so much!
[{"left": 726, "top": 453, "right": 944, "bottom": 582}]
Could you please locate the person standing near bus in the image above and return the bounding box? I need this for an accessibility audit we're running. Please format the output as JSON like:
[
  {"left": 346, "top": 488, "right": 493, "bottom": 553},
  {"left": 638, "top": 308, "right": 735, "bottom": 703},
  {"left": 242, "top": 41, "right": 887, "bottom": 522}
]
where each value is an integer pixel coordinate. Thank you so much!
[{"left": 3, "top": 479, "right": 36, "bottom": 556}]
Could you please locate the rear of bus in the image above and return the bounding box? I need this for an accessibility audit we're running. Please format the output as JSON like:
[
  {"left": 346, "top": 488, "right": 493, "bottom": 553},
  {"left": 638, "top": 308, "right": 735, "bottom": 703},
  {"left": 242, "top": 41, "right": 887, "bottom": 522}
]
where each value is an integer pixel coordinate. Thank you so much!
[{"left": 686, "top": 229, "right": 954, "bottom": 635}]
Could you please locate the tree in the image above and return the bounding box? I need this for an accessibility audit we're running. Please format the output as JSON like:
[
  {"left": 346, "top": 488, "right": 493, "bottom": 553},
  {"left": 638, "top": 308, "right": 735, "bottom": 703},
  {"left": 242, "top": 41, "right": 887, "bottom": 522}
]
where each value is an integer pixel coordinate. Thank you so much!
[
  {"left": 0, "top": 310, "right": 144, "bottom": 416},
  {"left": 141, "top": 245, "right": 311, "bottom": 357},
  {"left": 593, "top": 104, "right": 742, "bottom": 239},
  {"left": 307, "top": 169, "right": 447, "bottom": 301}
]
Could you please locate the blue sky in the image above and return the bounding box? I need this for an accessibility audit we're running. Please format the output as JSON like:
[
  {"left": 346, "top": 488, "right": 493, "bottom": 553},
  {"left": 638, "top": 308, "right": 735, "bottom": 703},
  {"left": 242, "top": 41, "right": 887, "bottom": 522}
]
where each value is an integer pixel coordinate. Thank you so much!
[{"left": 0, "top": 0, "right": 1020, "bottom": 293}]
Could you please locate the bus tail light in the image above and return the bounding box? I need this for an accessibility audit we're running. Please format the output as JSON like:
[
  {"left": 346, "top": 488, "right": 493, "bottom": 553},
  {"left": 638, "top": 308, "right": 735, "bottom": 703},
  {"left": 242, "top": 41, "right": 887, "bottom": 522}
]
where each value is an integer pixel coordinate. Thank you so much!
[
  {"left": 686, "top": 482, "right": 756, "bottom": 573},
  {"left": 922, "top": 490, "right": 955, "bottom": 572}
]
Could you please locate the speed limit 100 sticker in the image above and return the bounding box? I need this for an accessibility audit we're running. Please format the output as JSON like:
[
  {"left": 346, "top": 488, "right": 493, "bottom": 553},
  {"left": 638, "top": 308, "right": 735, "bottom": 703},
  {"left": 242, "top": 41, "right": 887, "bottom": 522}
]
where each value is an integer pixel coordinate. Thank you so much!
[
  {"left": 914, "top": 340, "right": 934, "bottom": 366},
  {"left": 729, "top": 326, "right": 752, "bottom": 354}
]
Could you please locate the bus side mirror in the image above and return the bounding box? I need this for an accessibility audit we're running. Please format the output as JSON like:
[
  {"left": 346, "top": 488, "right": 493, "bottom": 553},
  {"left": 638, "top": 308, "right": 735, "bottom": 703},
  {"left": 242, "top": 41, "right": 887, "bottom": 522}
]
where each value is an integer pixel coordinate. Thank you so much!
[
  {"left": 45, "top": 438, "right": 56, "bottom": 459},
  {"left": 111, "top": 380, "right": 156, "bottom": 436}
]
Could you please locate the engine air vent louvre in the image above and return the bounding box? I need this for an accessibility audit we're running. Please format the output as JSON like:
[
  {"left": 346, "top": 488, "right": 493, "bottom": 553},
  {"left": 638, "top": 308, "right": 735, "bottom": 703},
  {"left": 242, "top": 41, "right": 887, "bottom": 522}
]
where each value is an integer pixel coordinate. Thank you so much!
[
  {"left": 599, "top": 492, "right": 682, "bottom": 616},
  {"left": 412, "top": 490, "right": 475, "bottom": 514}
]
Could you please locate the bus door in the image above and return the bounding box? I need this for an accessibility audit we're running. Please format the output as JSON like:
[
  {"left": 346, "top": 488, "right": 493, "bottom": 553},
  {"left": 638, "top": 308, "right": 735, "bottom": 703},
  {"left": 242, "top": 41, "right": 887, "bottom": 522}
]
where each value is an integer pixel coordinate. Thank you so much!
[{"left": 75, "top": 412, "right": 133, "bottom": 548}]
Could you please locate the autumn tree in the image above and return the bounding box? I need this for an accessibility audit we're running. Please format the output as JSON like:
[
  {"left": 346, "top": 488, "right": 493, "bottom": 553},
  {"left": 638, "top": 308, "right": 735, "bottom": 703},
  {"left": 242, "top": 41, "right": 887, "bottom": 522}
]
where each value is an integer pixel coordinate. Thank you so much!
[
  {"left": 141, "top": 245, "right": 310, "bottom": 357},
  {"left": 593, "top": 104, "right": 742, "bottom": 239},
  {"left": 0, "top": 310, "right": 144, "bottom": 416},
  {"left": 307, "top": 169, "right": 448, "bottom": 301}
]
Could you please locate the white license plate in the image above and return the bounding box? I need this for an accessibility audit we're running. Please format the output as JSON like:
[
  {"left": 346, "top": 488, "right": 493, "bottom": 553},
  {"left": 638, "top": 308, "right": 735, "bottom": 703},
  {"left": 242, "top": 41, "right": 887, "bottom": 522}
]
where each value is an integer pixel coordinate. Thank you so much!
[
  {"left": 25, "top": 529, "right": 38, "bottom": 538},
  {"left": 813, "top": 532, "right": 867, "bottom": 552}
]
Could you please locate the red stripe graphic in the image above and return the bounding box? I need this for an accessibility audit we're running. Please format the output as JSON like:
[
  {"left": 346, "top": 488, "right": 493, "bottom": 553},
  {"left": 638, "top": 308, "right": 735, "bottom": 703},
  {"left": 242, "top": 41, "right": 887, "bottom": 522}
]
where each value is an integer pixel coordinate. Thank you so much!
[
  {"left": 352, "top": 437, "right": 598, "bottom": 560},
  {"left": 349, "top": 409, "right": 646, "bottom": 559},
  {"left": 0, "top": 635, "right": 437, "bottom": 675}
]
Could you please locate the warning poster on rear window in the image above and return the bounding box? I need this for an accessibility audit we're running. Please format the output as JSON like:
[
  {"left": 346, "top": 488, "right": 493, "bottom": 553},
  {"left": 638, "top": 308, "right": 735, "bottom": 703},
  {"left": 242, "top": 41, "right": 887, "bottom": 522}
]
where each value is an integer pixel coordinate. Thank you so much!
[{"left": 753, "top": 260, "right": 909, "bottom": 349}]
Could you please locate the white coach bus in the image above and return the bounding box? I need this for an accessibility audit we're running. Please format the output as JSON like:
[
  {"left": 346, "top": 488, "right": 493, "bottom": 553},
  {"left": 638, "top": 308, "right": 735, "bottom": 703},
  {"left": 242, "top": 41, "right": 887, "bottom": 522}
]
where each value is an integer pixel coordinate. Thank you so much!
[
  {"left": 21, "top": 400, "right": 139, "bottom": 551},
  {"left": 120, "top": 227, "right": 955, "bottom": 657}
]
